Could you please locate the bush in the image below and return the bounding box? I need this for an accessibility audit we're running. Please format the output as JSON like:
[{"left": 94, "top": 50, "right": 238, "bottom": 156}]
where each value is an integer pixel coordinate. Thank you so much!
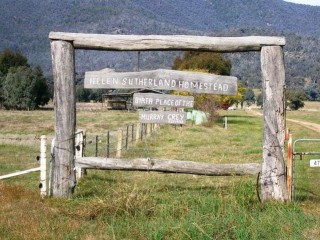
[
  {"left": 2, "top": 66, "right": 50, "bottom": 110},
  {"left": 286, "top": 90, "right": 306, "bottom": 110},
  {"left": 0, "top": 49, "right": 50, "bottom": 110}
]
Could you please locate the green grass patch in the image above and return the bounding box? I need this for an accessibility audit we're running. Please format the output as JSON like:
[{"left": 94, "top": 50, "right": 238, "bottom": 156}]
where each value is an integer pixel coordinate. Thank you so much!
[{"left": 0, "top": 108, "right": 320, "bottom": 239}]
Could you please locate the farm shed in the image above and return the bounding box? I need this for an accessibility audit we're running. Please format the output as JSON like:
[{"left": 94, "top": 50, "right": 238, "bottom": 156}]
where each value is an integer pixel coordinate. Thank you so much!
[{"left": 102, "top": 88, "right": 165, "bottom": 110}]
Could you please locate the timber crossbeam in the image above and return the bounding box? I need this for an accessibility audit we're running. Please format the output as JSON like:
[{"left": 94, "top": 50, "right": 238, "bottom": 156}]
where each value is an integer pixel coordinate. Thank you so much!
[
  {"left": 75, "top": 157, "right": 261, "bottom": 176},
  {"left": 49, "top": 32, "right": 285, "bottom": 52}
]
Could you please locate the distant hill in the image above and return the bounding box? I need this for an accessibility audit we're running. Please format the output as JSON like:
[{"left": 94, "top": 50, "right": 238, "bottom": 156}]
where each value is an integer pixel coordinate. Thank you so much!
[{"left": 1, "top": 0, "right": 320, "bottom": 88}]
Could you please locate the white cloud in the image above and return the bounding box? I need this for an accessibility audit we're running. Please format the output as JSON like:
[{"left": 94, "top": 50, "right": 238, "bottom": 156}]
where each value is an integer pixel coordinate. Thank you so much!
[{"left": 284, "top": 0, "right": 320, "bottom": 6}]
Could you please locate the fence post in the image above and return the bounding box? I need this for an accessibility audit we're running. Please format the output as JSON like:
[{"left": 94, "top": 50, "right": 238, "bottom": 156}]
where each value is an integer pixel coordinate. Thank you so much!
[
  {"left": 135, "top": 123, "right": 141, "bottom": 142},
  {"left": 116, "top": 129, "right": 123, "bottom": 158},
  {"left": 131, "top": 124, "right": 134, "bottom": 143},
  {"left": 126, "top": 125, "right": 129, "bottom": 150},
  {"left": 95, "top": 135, "right": 99, "bottom": 157},
  {"left": 141, "top": 123, "right": 146, "bottom": 140},
  {"left": 154, "top": 123, "right": 160, "bottom": 132},
  {"left": 51, "top": 40, "right": 76, "bottom": 197},
  {"left": 287, "top": 133, "right": 293, "bottom": 201},
  {"left": 49, "top": 138, "right": 55, "bottom": 197},
  {"left": 224, "top": 116, "right": 228, "bottom": 129},
  {"left": 144, "top": 123, "right": 147, "bottom": 137},
  {"left": 75, "top": 130, "right": 84, "bottom": 180},
  {"left": 40, "top": 135, "right": 47, "bottom": 197},
  {"left": 106, "top": 131, "right": 110, "bottom": 158},
  {"left": 146, "top": 123, "right": 151, "bottom": 137}
]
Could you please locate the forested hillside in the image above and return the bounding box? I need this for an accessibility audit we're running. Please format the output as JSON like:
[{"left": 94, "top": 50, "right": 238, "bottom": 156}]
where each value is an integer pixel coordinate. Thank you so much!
[{"left": 1, "top": 0, "right": 320, "bottom": 88}]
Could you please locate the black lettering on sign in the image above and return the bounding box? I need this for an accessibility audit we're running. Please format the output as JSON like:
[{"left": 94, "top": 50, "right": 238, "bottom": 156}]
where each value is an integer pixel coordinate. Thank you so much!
[
  {"left": 133, "top": 93, "right": 194, "bottom": 108},
  {"left": 139, "top": 111, "right": 187, "bottom": 124},
  {"left": 84, "top": 69, "right": 237, "bottom": 95}
]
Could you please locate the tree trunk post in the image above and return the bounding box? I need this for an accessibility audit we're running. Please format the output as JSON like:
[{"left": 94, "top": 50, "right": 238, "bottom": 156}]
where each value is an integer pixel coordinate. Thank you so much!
[
  {"left": 260, "top": 46, "right": 288, "bottom": 202},
  {"left": 51, "top": 40, "right": 76, "bottom": 197}
]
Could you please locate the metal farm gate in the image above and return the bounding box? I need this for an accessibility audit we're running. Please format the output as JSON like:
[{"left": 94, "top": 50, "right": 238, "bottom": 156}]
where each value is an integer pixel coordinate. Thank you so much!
[{"left": 292, "top": 139, "right": 320, "bottom": 201}]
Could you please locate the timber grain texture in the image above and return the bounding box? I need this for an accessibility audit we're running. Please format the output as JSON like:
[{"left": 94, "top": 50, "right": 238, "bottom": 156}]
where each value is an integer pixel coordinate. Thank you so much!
[
  {"left": 84, "top": 69, "right": 238, "bottom": 95},
  {"left": 49, "top": 32, "right": 285, "bottom": 52},
  {"left": 260, "top": 46, "right": 288, "bottom": 201},
  {"left": 76, "top": 157, "right": 261, "bottom": 176},
  {"left": 133, "top": 93, "right": 194, "bottom": 108},
  {"left": 51, "top": 40, "right": 76, "bottom": 197}
]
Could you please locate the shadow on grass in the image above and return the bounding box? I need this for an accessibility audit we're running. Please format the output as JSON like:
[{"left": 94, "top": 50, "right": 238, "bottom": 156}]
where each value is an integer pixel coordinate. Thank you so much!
[
  {"left": 154, "top": 184, "right": 231, "bottom": 194},
  {"left": 294, "top": 187, "right": 320, "bottom": 202}
]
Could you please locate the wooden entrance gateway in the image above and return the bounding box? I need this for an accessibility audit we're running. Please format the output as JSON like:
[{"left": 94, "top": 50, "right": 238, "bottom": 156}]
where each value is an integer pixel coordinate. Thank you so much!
[{"left": 49, "top": 32, "right": 287, "bottom": 202}]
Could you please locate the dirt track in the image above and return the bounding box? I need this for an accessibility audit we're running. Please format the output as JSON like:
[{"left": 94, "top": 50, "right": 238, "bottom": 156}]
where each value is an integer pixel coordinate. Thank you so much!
[
  {"left": 286, "top": 119, "right": 320, "bottom": 134},
  {"left": 248, "top": 110, "right": 320, "bottom": 134}
]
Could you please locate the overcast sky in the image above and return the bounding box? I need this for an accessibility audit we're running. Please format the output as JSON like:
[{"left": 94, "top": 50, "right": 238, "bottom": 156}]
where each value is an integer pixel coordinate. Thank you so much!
[{"left": 284, "top": 0, "right": 320, "bottom": 6}]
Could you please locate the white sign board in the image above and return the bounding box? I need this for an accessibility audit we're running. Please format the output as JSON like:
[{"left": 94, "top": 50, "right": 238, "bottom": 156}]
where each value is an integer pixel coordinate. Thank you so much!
[
  {"left": 310, "top": 159, "right": 320, "bottom": 167},
  {"left": 84, "top": 69, "right": 238, "bottom": 95},
  {"left": 139, "top": 111, "right": 187, "bottom": 124},
  {"left": 133, "top": 93, "right": 194, "bottom": 108}
]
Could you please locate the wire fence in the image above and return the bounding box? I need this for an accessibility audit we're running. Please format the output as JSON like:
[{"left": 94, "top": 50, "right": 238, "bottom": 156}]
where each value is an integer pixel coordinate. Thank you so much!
[
  {"left": 0, "top": 136, "right": 50, "bottom": 177},
  {"left": 84, "top": 122, "right": 159, "bottom": 158},
  {"left": 0, "top": 122, "right": 160, "bottom": 196},
  {"left": 292, "top": 139, "right": 320, "bottom": 201}
]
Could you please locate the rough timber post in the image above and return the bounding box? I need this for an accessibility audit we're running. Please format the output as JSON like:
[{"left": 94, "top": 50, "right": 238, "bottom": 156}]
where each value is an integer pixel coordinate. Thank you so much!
[
  {"left": 51, "top": 40, "right": 76, "bottom": 197},
  {"left": 260, "top": 46, "right": 288, "bottom": 202}
]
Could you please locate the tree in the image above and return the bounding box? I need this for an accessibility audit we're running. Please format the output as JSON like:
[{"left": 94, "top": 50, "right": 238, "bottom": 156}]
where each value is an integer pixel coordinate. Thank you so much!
[
  {"left": 244, "top": 88, "right": 256, "bottom": 106},
  {"left": 0, "top": 49, "right": 29, "bottom": 75},
  {"left": 256, "top": 93, "right": 263, "bottom": 109},
  {"left": 304, "top": 84, "right": 320, "bottom": 101},
  {"left": 286, "top": 90, "right": 306, "bottom": 110},
  {"left": 31, "top": 66, "right": 51, "bottom": 107},
  {"left": 76, "top": 86, "right": 92, "bottom": 102},
  {"left": 172, "top": 51, "right": 236, "bottom": 114},
  {"left": 173, "top": 51, "right": 231, "bottom": 75},
  {"left": 3, "top": 66, "right": 50, "bottom": 110},
  {"left": 0, "top": 49, "right": 51, "bottom": 110},
  {"left": 0, "top": 71, "right": 4, "bottom": 108}
]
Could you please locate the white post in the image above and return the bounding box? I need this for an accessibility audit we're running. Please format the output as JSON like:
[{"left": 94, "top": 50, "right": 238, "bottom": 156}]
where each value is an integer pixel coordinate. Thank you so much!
[
  {"left": 75, "top": 130, "right": 84, "bottom": 180},
  {"left": 40, "top": 135, "right": 47, "bottom": 197},
  {"left": 224, "top": 117, "right": 228, "bottom": 129}
]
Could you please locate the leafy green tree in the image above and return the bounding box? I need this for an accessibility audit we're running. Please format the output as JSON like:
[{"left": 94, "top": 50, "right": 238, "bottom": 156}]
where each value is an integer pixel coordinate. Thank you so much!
[
  {"left": 244, "top": 88, "right": 256, "bottom": 106},
  {"left": 304, "top": 84, "right": 319, "bottom": 101},
  {"left": 172, "top": 51, "right": 231, "bottom": 75},
  {"left": 0, "top": 49, "right": 51, "bottom": 110},
  {"left": 31, "top": 66, "right": 51, "bottom": 107},
  {"left": 172, "top": 51, "right": 235, "bottom": 112},
  {"left": 256, "top": 93, "right": 263, "bottom": 109},
  {"left": 3, "top": 66, "right": 32, "bottom": 110},
  {"left": 76, "top": 86, "right": 92, "bottom": 102},
  {"left": 0, "top": 72, "right": 4, "bottom": 107},
  {"left": 286, "top": 90, "right": 306, "bottom": 110},
  {"left": 0, "top": 49, "right": 29, "bottom": 75},
  {"left": 3, "top": 66, "right": 50, "bottom": 110}
]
